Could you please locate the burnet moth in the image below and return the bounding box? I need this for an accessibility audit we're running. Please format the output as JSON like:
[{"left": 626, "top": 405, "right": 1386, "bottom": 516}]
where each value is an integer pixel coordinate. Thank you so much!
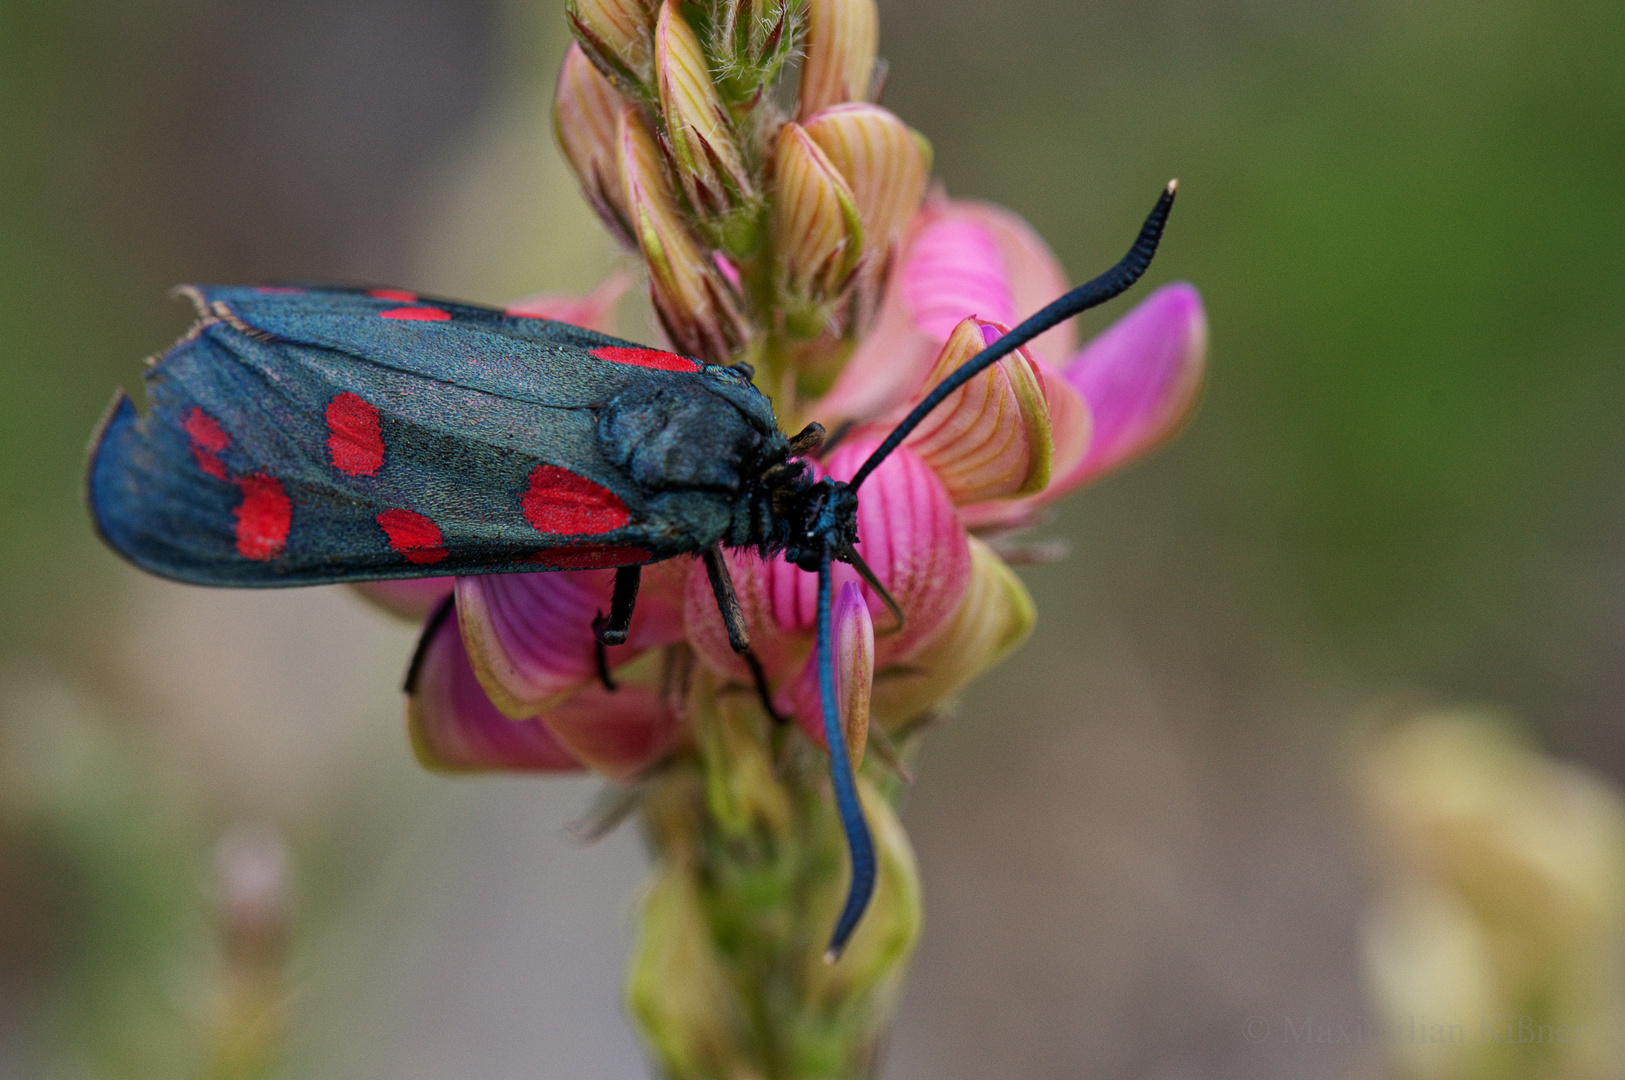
[{"left": 87, "top": 182, "right": 1177, "bottom": 956}]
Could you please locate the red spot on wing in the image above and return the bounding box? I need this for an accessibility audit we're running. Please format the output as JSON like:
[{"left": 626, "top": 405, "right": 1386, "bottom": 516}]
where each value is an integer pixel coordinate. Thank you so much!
[
  {"left": 376, "top": 508, "right": 448, "bottom": 565},
  {"left": 379, "top": 306, "right": 451, "bottom": 321},
  {"left": 521, "top": 465, "right": 630, "bottom": 535},
  {"left": 233, "top": 474, "right": 291, "bottom": 560},
  {"left": 325, "top": 392, "right": 384, "bottom": 476},
  {"left": 367, "top": 288, "right": 418, "bottom": 302},
  {"left": 589, "top": 345, "right": 701, "bottom": 372},
  {"left": 183, "top": 406, "right": 230, "bottom": 479},
  {"left": 528, "top": 545, "right": 650, "bottom": 569}
]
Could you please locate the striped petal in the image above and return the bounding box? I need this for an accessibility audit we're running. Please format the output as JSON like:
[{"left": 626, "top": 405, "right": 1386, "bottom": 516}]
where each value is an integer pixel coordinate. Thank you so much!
[
  {"left": 798, "top": 0, "right": 878, "bottom": 118},
  {"left": 407, "top": 606, "right": 583, "bottom": 772},
  {"left": 773, "top": 121, "right": 864, "bottom": 301},
  {"left": 554, "top": 42, "right": 634, "bottom": 244},
  {"left": 899, "top": 318, "right": 1054, "bottom": 504},
  {"left": 803, "top": 104, "right": 931, "bottom": 254},
  {"left": 457, "top": 561, "right": 689, "bottom": 718}
]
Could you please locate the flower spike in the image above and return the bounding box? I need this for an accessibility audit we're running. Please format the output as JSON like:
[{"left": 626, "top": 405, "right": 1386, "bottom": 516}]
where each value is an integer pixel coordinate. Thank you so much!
[
  {"left": 848, "top": 180, "right": 1178, "bottom": 491},
  {"left": 818, "top": 542, "right": 878, "bottom": 960}
]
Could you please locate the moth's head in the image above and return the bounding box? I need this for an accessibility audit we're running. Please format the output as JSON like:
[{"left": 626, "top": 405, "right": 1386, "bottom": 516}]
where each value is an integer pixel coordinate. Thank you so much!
[{"left": 779, "top": 477, "right": 858, "bottom": 572}]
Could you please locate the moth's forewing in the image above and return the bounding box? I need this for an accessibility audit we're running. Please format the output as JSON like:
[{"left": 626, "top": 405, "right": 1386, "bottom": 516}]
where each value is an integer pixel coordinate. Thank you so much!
[{"left": 87, "top": 286, "right": 765, "bottom": 586}]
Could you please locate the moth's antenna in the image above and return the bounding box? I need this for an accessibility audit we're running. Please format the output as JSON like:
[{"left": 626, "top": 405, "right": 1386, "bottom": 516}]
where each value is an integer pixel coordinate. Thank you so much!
[
  {"left": 848, "top": 180, "right": 1178, "bottom": 492},
  {"left": 818, "top": 542, "right": 878, "bottom": 960}
]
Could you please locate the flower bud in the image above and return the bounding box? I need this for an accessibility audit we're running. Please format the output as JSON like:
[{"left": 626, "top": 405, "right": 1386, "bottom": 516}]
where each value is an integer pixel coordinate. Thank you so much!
[
  {"left": 618, "top": 104, "right": 743, "bottom": 359},
  {"left": 569, "top": 0, "right": 658, "bottom": 85},
  {"left": 555, "top": 43, "right": 635, "bottom": 245},
  {"left": 902, "top": 317, "right": 1056, "bottom": 504},
  {"left": 656, "top": 1, "right": 751, "bottom": 215},
  {"left": 871, "top": 536, "right": 1035, "bottom": 727},
  {"left": 780, "top": 581, "right": 874, "bottom": 761},
  {"left": 694, "top": 668, "right": 793, "bottom": 839},
  {"left": 804, "top": 778, "right": 921, "bottom": 1006},
  {"left": 798, "top": 0, "right": 878, "bottom": 119},
  {"left": 626, "top": 861, "right": 752, "bottom": 1079},
  {"left": 773, "top": 121, "right": 864, "bottom": 309},
  {"left": 803, "top": 104, "right": 930, "bottom": 254},
  {"left": 1359, "top": 710, "right": 1625, "bottom": 1080}
]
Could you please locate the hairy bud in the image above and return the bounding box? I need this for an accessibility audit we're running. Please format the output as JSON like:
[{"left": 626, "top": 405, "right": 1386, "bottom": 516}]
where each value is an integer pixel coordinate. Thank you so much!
[
  {"left": 656, "top": 1, "right": 752, "bottom": 217},
  {"left": 555, "top": 43, "right": 634, "bottom": 245},
  {"left": 773, "top": 121, "right": 864, "bottom": 316},
  {"left": 618, "top": 105, "right": 743, "bottom": 360},
  {"left": 799, "top": 0, "right": 879, "bottom": 119},
  {"left": 569, "top": 0, "right": 659, "bottom": 85}
]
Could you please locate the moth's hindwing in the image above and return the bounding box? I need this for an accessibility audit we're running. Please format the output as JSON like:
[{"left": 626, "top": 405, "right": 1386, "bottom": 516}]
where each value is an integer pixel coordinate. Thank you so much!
[{"left": 87, "top": 285, "right": 751, "bottom": 586}]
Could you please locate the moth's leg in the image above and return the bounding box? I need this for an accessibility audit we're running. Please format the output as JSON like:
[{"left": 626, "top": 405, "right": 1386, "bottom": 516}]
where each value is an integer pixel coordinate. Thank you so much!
[
  {"left": 403, "top": 593, "right": 456, "bottom": 695},
  {"left": 589, "top": 565, "right": 641, "bottom": 693},
  {"left": 743, "top": 648, "right": 788, "bottom": 725},
  {"left": 593, "top": 565, "right": 642, "bottom": 646},
  {"left": 786, "top": 421, "right": 827, "bottom": 457},
  {"left": 702, "top": 546, "right": 750, "bottom": 652},
  {"left": 702, "top": 546, "right": 786, "bottom": 724}
]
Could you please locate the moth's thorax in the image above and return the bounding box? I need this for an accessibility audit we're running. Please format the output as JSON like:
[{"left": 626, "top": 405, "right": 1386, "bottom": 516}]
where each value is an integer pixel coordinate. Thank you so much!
[
  {"left": 596, "top": 381, "right": 765, "bottom": 492},
  {"left": 594, "top": 371, "right": 803, "bottom": 551}
]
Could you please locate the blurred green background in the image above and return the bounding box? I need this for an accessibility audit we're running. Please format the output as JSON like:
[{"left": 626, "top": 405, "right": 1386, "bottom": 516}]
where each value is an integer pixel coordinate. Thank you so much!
[{"left": 1, "top": 0, "right": 1621, "bottom": 1077}]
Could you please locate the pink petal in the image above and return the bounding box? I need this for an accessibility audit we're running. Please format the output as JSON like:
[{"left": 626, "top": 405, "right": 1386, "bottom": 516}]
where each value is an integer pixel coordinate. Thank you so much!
[
  {"left": 457, "top": 561, "right": 690, "bottom": 718},
  {"left": 685, "top": 440, "right": 971, "bottom": 695},
  {"left": 350, "top": 577, "right": 454, "bottom": 621},
  {"left": 1058, "top": 282, "right": 1207, "bottom": 492},
  {"left": 815, "top": 271, "right": 940, "bottom": 425},
  {"left": 816, "top": 198, "right": 1074, "bottom": 425},
  {"left": 407, "top": 606, "right": 583, "bottom": 772},
  {"left": 942, "top": 200, "right": 1076, "bottom": 366},
  {"left": 505, "top": 268, "right": 633, "bottom": 332},
  {"left": 899, "top": 217, "right": 1014, "bottom": 338},
  {"left": 539, "top": 678, "right": 685, "bottom": 780}
]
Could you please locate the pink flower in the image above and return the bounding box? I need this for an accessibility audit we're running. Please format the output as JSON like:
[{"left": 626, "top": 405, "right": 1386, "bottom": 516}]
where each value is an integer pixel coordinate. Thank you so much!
[
  {"left": 397, "top": 197, "right": 1205, "bottom": 782},
  {"left": 818, "top": 196, "right": 1208, "bottom": 527},
  {"left": 409, "top": 559, "right": 691, "bottom": 779},
  {"left": 685, "top": 439, "right": 973, "bottom": 748}
]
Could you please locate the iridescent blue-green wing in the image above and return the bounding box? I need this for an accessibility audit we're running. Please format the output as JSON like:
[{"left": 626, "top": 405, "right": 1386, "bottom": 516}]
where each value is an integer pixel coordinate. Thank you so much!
[{"left": 87, "top": 286, "right": 744, "bottom": 586}]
